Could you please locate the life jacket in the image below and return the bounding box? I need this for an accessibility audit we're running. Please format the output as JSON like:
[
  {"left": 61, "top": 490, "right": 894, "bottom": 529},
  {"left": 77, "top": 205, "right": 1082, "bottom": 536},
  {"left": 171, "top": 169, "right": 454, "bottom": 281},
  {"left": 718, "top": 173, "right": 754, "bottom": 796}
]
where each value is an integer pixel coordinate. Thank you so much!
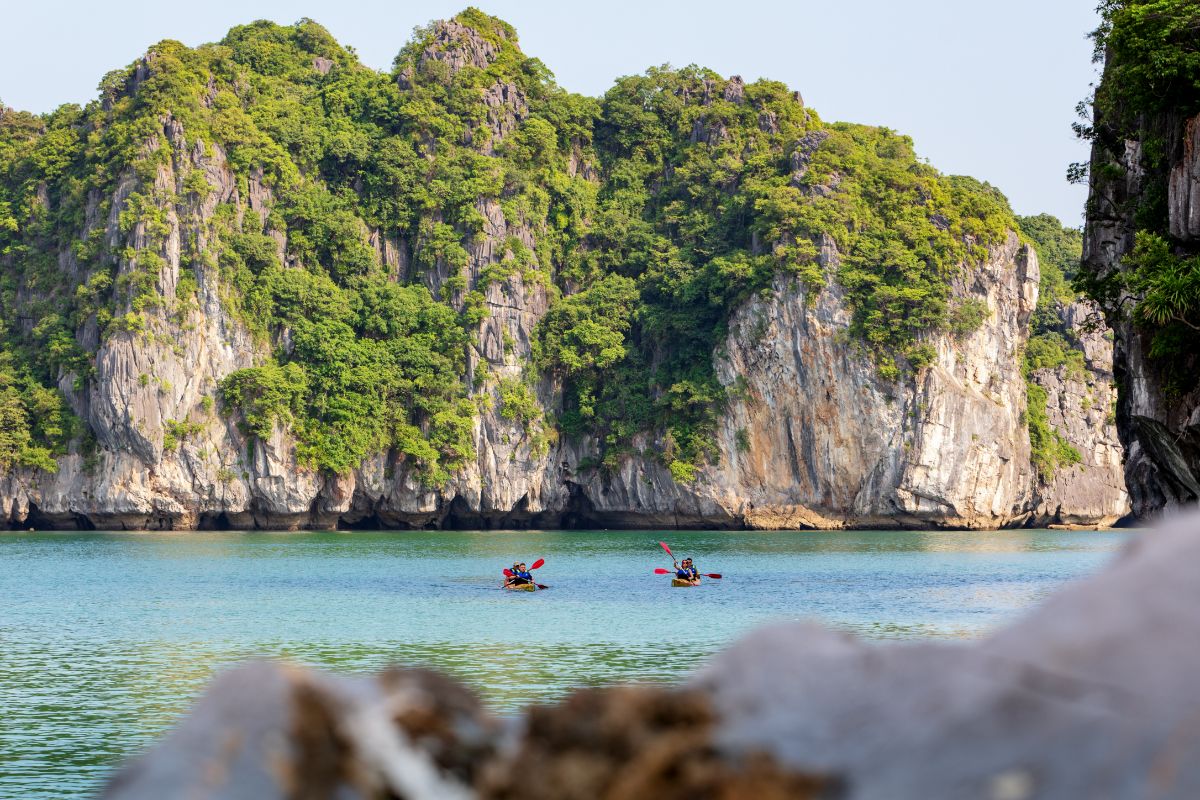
[
  {"left": 511, "top": 570, "right": 532, "bottom": 582},
  {"left": 676, "top": 566, "right": 698, "bottom": 579}
]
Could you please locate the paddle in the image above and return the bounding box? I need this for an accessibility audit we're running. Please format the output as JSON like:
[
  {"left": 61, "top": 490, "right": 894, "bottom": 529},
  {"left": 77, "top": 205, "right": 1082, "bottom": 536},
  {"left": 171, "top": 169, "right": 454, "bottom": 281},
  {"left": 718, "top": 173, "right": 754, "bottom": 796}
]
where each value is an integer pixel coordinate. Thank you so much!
[
  {"left": 527, "top": 558, "right": 548, "bottom": 588},
  {"left": 654, "top": 568, "right": 722, "bottom": 579},
  {"left": 659, "top": 541, "right": 719, "bottom": 578}
]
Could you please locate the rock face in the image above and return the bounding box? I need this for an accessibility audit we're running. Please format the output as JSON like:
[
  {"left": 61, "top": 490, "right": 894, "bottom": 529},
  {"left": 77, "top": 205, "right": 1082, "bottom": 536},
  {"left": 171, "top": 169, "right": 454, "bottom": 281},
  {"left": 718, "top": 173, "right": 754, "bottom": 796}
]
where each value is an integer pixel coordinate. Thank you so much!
[
  {"left": 567, "top": 234, "right": 1047, "bottom": 530},
  {"left": 717, "top": 236, "right": 1039, "bottom": 528},
  {"left": 1027, "top": 301, "right": 1129, "bottom": 527},
  {"left": 1169, "top": 114, "right": 1200, "bottom": 242},
  {"left": 103, "top": 510, "right": 1200, "bottom": 799},
  {"left": 1, "top": 121, "right": 282, "bottom": 531},
  {"left": 0, "top": 217, "right": 1123, "bottom": 530},
  {"left": 1083, "top": 103, "right": 1200, "bottom": 520}
]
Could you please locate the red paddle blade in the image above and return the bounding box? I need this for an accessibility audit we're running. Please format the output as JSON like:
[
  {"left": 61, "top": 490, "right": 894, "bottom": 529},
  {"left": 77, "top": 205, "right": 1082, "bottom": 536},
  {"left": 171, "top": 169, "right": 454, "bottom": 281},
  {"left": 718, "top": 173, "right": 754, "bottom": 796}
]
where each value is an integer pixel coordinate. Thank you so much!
[
  {"left": 503, "top": 568, "right": 513, "bottom": 577},
  {"left": 654, "top": 568, "right": 673, "bottom": 574},
  {"left": 659, "top": 541, "right": 674, "bottom": 558},
  {"left": 530, "top": 558, "right": 545, "bottom": 570},
  {"left": 703, "top": 573, "right": 722, "bottom": 579}
]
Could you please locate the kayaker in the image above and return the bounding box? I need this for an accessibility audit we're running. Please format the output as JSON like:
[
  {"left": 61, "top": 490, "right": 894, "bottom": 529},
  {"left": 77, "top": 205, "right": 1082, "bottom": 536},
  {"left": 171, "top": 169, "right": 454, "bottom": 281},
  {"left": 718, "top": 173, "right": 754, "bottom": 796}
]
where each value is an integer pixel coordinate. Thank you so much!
[
  {"left": 676, "top": 558, "right": 700, "bottom": 582},
  {"left": 506, "top": 561, "right": 533, "bottom": 586}
]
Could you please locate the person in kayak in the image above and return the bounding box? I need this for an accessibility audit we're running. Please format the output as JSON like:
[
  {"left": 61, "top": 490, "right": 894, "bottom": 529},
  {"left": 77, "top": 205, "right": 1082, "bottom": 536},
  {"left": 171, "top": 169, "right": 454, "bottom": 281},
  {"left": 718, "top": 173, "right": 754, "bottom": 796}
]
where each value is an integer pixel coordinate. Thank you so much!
[
  {"left": 506, "top": 562, "right": 533, "bottom": 587},
  {"left": 676, "top": 558, "right": 700, "bottom": 583}
]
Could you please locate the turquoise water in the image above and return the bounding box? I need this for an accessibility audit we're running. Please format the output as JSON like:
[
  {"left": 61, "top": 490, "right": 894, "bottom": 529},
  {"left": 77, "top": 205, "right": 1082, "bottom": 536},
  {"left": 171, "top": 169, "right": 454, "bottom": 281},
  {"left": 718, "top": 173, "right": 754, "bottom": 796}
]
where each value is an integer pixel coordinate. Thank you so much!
[{"left": 0, "top": 527, "right": 1126, "bottom": 798}]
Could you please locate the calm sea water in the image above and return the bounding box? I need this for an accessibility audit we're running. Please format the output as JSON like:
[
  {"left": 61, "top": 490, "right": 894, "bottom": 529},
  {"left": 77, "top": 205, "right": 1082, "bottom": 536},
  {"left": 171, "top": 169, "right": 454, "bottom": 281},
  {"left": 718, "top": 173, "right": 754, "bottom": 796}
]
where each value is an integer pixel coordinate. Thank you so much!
[{"left": 0, "top": 527, "right": 1127, "bottom": 798}]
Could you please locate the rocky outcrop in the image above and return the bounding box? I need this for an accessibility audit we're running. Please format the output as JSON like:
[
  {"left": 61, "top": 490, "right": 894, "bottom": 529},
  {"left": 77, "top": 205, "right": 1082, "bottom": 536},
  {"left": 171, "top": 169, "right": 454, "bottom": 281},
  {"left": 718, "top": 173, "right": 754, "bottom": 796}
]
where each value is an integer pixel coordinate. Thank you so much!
[
  {"left": 560, "top": 233, "right": 1046, "bottom": 529},
  {"left": 103, "top": 509, "right": 1200, "bottom": 800},
  {"left": 1083, "top": 102, "right": 1200, "bottom": 519},
  {"left": 0, "top": 18, "right": 1131, "bottom": 531},
  {"left": 1, "top": 116, "right": 306, "bottom": 531},
  {"left": 717, "top": 234, "right": 1039, "bottom": 528},
  {"left": 1027, "top": 301, "right": 1129, "bottom": 527},
  {"left": 347, "top": 21, "right": 558, "bottom": 530},
  {"left": 1, "top": 22, "right": 564, "bottom": 532},
  {"left": 102, "top": 663, "right": 501, "bottom": 800}
]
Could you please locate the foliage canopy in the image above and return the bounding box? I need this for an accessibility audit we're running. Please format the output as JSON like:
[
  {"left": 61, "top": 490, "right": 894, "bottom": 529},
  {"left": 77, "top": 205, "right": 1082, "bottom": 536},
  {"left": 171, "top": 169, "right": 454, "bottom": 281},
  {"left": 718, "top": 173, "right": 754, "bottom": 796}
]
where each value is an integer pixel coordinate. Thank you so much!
[{"left": 0, "top": 9, "right": 1026, "bottom": 481}]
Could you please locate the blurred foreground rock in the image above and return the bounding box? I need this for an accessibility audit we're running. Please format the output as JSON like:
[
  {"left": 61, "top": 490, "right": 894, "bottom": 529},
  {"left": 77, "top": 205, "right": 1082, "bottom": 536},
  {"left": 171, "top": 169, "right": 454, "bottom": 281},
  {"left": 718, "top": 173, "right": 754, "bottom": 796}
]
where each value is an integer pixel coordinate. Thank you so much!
[
  {"left": 105, "top": 512, "right": 1200, "bottom": 799},
  {"left": 102, "top": 665, "right": 497, "bottom": 799}
]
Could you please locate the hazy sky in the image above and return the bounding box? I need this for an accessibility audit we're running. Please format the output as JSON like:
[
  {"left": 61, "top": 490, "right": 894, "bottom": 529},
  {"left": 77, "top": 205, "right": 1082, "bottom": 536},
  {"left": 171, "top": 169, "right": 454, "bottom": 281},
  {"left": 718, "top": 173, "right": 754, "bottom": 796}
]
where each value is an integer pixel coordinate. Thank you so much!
[{"left": 1, "top": 0, "right": 1101, "bottom": 223}]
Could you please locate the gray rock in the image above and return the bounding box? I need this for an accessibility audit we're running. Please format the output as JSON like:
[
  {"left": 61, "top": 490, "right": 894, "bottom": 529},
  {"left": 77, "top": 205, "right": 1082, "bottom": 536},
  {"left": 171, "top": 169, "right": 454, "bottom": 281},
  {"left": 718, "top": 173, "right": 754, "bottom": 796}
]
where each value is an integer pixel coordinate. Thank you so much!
[
  {"left": 418, "top": 21, "right": 503, "bottom": 76},
  {"left": 697, "top": 509, "right": 1200, "bottom": 799},
  {"left": 1169, "top": 115, "right": 1200, "bottom": 241},
  {"left": 1028, "top": 300, "right": 1130, "bottom": 526},
  {"left": 1083, "top": 104, "right": 1200, "bottom": 520},
  {"left": 694, "top": 234, "right": 1041, "bottom": 528},
  {"left": 103, "top": 662, "right": 495, "bottom": 800},
  {"left": 724, "top": 75, "right": 746, "bottom": 104}
]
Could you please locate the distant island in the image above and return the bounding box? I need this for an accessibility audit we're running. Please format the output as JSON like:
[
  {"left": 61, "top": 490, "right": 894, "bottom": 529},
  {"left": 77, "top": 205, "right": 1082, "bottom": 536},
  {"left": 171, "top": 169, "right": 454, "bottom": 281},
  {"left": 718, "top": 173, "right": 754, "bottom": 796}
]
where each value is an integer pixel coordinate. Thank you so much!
[{"left": 0, "top": 7, "right": 1154, "bottom": 531}]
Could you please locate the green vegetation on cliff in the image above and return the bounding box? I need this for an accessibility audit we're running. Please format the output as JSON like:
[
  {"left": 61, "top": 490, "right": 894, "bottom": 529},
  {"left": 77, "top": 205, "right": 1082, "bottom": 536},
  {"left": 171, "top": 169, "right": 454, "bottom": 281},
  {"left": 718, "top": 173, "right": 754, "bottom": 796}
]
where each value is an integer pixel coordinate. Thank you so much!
[
  {"left": 1078, "top": 1, "right": 1200, "bottom": 372},
  {"left": 1092, "top": 0, "right": 1200, "bottom": 127},
  {"left": 1019, "top": 214, "right": 1085, "bottom": 479},
  {"left": 539, "top": 69, "right": 1014, "bottom": 472},
  {"left": 1, "top": 9, "right": 1023, "bottom": 480},
  {"left": 0, "top": 105, "right": 85, "bottom": 470}
]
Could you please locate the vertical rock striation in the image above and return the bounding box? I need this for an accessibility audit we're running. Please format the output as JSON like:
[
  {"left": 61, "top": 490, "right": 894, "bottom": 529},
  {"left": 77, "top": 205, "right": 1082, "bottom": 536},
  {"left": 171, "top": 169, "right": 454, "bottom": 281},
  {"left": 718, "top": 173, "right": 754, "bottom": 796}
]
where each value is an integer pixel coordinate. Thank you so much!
[
  {"left": 1026, "top": 301, "right": 1129, "bottom": 527},
  {"left": 685, "top": 233, "right": 1041, "bottom": 529},
  {"left": 1082, "top": 111, "right": 1200, "bottom": 516}
]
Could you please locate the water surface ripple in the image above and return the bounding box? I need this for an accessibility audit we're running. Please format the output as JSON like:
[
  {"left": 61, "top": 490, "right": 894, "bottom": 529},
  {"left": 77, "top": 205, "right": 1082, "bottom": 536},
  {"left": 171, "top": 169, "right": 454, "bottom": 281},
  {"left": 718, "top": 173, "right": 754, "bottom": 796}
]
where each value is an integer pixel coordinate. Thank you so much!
[{"left": 0, "top": 527, "right": 1127, "bottom": 798}]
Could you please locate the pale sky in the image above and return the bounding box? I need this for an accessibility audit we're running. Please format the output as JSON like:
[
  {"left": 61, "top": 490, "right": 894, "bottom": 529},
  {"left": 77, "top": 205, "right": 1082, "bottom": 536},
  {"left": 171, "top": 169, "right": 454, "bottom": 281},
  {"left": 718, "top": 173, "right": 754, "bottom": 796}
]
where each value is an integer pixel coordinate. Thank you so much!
[{"left": 1, "top": 0, "right": 1101, "bottom": 223}]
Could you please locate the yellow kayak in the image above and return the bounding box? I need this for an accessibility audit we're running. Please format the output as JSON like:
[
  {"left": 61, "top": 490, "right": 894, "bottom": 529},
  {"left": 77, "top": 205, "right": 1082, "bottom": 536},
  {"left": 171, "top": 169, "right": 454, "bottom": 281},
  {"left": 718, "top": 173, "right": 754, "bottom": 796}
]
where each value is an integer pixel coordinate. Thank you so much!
[
  {"left": 504, "top": 582, "right": 537, "bottom": 592},
  {"left": 671, "top": 578, "right": 701, "bottom": 587}
]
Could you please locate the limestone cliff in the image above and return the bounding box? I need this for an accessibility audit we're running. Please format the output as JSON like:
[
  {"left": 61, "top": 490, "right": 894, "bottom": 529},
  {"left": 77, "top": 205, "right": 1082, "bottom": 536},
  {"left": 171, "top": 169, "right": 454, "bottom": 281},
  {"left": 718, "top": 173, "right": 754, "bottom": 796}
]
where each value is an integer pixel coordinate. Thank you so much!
[
  {"left": 570, "top": 234, "right": 1041, "bottom": 529},
  {"left": 571, "top": 235, "right": 1127, "bottom": 530},
  {"left": 1026, "top": 301, "right": 1128, "bottom": 527},
  {"left": 1081, "top": 119, "right": 1198, "bottom": 518},
  {"left": 1077, "top": 2, "right": 1200, "bottom": 520},
  {"left": 1, "top": 217, "right": 1117, "bottom": 531},
  {"left": 0, "top": 13, "right": 1128, "bottom": 530}
]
